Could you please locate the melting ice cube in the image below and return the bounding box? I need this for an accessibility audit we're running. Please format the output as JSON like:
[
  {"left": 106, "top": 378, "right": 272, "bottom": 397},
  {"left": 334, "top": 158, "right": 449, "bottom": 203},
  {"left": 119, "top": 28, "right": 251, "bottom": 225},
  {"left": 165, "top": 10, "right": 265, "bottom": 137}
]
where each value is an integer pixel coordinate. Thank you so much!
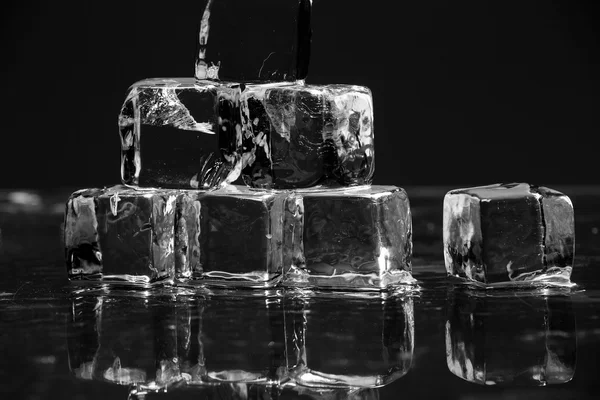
[
  {"left": 241, "top": 83, "right": 375, "bottom": 189},
  {"left": 119, "top": 78, "right": 245, "bottom": 190},
  {"left": 443, "top": 183, "right": 575, "bottom": 288},
  {"left": 283, "top": 186, "right": 414, "bottom": 291},
  {"left": 64, "top": 186, "right": 178, "bottom": 284},
  {"left": 176, "top": 185, "right": 301, "bottom": 288}
]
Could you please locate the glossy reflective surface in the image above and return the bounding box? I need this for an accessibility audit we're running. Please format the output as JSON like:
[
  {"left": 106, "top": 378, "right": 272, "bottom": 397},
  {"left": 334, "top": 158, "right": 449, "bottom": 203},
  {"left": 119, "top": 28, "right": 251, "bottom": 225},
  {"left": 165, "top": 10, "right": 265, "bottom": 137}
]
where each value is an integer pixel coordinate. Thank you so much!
[{"left": 1, "top": 186, "right": 599, "bottom": 399}]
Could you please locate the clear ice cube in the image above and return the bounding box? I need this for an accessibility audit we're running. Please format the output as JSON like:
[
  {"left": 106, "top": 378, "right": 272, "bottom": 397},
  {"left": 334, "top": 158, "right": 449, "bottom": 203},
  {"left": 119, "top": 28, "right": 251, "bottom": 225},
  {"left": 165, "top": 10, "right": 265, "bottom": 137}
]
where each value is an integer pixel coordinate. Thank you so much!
[
  {"left": 64, "top": 186, "right": 178, "bottom": 284},
  {"left": 177, "top": 185, "right": 299, "bottom": 288},
  {"left": 443, "top": 183, "right": 575, "bottom": 287},
  {"left": 286, "top": 294, "right": 414, "bottom": 388},
  {"left": 194, "top": 0, "right": 312, "bottom": 82},
  {"left": 179, "top": 297, "right": 286, "bottom": 385},
  {"left": 445, "top": 291, "right": 576, "bottom": 385},
  {"left": 241, "top": 83, "right": 374, "bottom": 189},
  {"left": 119, "top": 78, "right": 244, "bottom": 189},
  {"left": 283, "top": 186, "right": 414, "bottom": 291}
]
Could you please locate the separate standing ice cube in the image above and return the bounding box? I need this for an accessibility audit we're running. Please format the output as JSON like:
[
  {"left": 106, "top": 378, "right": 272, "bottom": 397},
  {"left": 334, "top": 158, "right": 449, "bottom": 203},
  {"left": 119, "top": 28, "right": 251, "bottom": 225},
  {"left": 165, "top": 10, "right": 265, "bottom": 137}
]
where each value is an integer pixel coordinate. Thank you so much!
[
  {"left": 443, "top": 183, "right": 575, "bottom": 287},
  {"left": 64, "top": 186, "right": 178, "bottom": 285},
  {"left": 445, "top": 290, "right": 576, "bottom": 385},
  {"left": 178, "top": 185, "right": 298, "bottom": 288},
  {"left": 119, "top": 78, "right": 244, "bottom": 189},
  {"left": 284, "top": 186, "right": 414, "bottom": 291},
  {"left": 285, "top": 294, "right": 414, "bottom": 388},
  {"left": 240, "top": 83, "right": 374, "bottom": 189},
  {"left": 194, "top": 0, "right": 312, "bottom": 82}
]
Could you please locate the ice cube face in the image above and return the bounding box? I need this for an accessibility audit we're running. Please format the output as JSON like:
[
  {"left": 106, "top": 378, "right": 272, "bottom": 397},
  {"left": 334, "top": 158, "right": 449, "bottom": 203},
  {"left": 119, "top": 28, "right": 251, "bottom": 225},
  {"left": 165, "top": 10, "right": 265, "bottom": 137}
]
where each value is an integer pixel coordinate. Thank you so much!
[
  {"left": 120, "top": 79, "right": 374, "bottom": 190},
  {"left": 285, "top": 294, "right": 414, "bottom": 388},
  {"left": 194, "top": 0, "right": 311, "bottom": 82},
  {"left": 177, "top": 186, "right": 297, "bottom": 288},
  {"left": 119, "top": 78, "right": 244, "bottom": 190},
  {"left": 241, "top": 84, "right": 374, "bottom": 189},
  {"left": 64, "top": 186, "right": 178, "bottom": 284},
  {"left": 445, "top": 291, "right": 576, "bottom": 385},
  {"left": 284, "top": 186, "right": 414, "bottom": 291},
  {"left": 443, "top": 183, "right": 575, "bottom": 287}
]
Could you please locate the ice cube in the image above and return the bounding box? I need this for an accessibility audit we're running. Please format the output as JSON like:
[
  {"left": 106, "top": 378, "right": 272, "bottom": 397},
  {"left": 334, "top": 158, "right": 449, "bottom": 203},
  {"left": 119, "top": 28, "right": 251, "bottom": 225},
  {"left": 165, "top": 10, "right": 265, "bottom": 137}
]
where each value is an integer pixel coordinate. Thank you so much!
[
  {"left": 64, "top": 186, "right": 178, "bottom": 284},
  {"left": 194, "top": 0, "right": 312, "bottom": 82},
  {"left": 68, "top": 294, "right": 182, "bottom": 389},
  {"left": 119, "top": 78, "right": 244, "bottom": 189},
  {"left": 443, "top": 183, "right": 575, "bottom": 287},
  {"left": 240, "top": 83, "right": 374, "bottom": 189},
  {"left": 178, "top": 296, "right": 286, "bottom": 385},
  {"left": 445, "top": 290, "right": 576, "bottom": 385},
  {"left": 285, "top": 294, "right": 414, "bottom": 388},
  {"left": 177, "top": 185, "right": 299, "bottom": 288},
  {"left": 283, "top": 186, "right": 414, "bottom": 291}
]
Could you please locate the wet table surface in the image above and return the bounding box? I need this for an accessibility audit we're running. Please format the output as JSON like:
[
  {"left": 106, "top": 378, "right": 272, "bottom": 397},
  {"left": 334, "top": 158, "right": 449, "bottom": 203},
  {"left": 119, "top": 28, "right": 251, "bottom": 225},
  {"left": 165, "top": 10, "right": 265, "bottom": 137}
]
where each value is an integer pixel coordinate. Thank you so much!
[{"left": 1, "top": 185, "right": 599, "bottom": 399}]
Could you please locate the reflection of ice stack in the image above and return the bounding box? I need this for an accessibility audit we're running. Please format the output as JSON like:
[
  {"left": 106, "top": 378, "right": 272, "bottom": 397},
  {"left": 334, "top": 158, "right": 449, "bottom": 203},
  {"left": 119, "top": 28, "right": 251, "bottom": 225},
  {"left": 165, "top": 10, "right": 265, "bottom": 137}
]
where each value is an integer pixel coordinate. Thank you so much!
[
  {"left": 63, "top": 0, "right": 414, "bottom": 291},
  {"left": 67, "top": 292, "right": 413, "bottom": 393}
]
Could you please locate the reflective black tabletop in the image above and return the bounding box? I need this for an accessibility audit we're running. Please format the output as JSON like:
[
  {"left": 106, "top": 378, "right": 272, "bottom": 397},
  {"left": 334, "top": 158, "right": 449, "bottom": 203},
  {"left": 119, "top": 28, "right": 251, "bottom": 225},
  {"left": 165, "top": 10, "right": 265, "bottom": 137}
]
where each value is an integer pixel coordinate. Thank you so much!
[{"left": 1, "top": 186, "right": 599, "bottom": 399}]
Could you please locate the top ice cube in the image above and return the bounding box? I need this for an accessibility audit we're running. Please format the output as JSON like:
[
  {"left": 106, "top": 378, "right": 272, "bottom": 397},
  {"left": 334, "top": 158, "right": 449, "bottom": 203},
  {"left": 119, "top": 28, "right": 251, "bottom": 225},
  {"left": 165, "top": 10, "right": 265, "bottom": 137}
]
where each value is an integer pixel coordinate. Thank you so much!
[
  {"left": 443, "top": 183, "right": 575, "bottom": 288},
  {"left": 194, "top": 0, "right": 312, "bottom": 82}
]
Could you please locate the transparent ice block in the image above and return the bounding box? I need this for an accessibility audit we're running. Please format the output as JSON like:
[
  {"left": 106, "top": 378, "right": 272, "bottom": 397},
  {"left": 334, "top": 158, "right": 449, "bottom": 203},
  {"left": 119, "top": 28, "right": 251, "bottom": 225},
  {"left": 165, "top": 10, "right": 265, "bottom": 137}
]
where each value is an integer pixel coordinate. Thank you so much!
[
  {"left": 285, "top": 294, "right": 414, "bottom": 388},
  {"left": 283, "top": 186, "right": 414, "bottom": 291},
  {"left": 119, "top": 78, "right": 244, "bottom": 190},
  {"left": 443, "top": 183, "right": 575, "bottom": 288},
  {"left": 177, "top": 185, "right": 299, "bottom": 288},
  {"left": 194, "top": 0, "right": 312, "bottom": 82},
  {"left": 240, "top": 84, "right": 374, "bottom": 189},
  {"left": 64, "top": 186, "right": 178, "bottom": 285},
  {"left": 445, "top": 290, "right": 576, "bottom": 385}
]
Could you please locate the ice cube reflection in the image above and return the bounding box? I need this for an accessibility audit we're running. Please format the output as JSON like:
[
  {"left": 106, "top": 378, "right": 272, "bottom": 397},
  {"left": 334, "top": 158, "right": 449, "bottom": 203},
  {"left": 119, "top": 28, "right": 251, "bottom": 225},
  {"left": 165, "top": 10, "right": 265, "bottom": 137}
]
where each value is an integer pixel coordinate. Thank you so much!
[
  {"left": 445, "top": 289, "right": 577, "bottom": 386},
  {"left": 286, "top": 292, "right": 414, "bottom": 388},
  {"left": 67, "top": 289, "right": 413, "bottom": 396}
]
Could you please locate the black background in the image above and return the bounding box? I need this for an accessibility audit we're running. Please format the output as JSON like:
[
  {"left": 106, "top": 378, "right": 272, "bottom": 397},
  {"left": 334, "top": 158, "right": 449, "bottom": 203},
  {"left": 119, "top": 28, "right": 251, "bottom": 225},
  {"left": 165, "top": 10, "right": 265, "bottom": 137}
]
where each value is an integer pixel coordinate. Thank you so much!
[{"left": 1, "top": 0, "right": 598, "bottom": 189}]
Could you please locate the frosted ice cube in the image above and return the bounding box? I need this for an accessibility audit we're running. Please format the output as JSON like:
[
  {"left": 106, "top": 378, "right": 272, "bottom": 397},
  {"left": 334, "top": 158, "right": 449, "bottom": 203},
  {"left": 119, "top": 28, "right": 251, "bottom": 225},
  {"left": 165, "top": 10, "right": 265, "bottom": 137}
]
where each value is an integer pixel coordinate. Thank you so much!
[
  {"left": 177, "top": 185, "right": 299, "bottom": 288},
  {"left": 119, "top": 78, "right": 244, "bottom": 189},
  {"left": 283, "top": 186, "right": 414, "bottom": 291},
  {"left": 241, "top": 83, "right": 374, "bottom": 189},
  {"left": 64, "top": 186, "right": 178, "bottom": 284},
  {"left": 286, "top": 294, "right": 414, "bottom": 388},
  {"left": 443, "top": 183, "right": 575, "bottom": 287},
  {"left": 445, "top": 291, "right": 576, "bottom": 385},
  {"left": 194, "top": 0, "right": 311, "bottom": 82},
  {"left": 178, "top": 297, "right": 286, "bottom": 385}
]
